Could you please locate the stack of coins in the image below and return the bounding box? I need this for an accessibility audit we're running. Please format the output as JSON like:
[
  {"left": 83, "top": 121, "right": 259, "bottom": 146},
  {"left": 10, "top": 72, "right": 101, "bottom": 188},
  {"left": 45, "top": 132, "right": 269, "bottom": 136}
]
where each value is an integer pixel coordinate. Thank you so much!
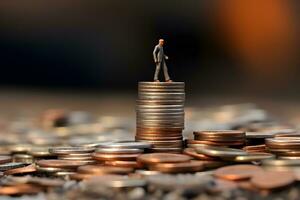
[
  {"left": 92, "top": 142, "right": 150, "bottom": 167},
  {"left": 136, "top": 82, "right": 185, "bottom": 152},
  {"left": 188, "top": 130, "right": 246, "bottom": 148},
  {"left": 265, "top": 137, "right": 300, "bottom": 159},
  {"left": 49, "top": 147, "right": 96, "bottom": 165}
]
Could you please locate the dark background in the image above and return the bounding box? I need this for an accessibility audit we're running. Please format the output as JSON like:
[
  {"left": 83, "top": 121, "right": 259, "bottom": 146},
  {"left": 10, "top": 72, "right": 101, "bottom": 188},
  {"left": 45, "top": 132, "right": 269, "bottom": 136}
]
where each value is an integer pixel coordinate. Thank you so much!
[{"left": 0, "top": 0, "right": 299, "bottom": 97}]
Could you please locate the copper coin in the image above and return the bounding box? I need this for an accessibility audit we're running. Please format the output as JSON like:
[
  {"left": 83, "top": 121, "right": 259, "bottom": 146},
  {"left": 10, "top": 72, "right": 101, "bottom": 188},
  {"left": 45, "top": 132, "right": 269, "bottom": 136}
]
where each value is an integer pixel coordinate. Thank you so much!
[
  {"left": 137, "top": 153, "right": 191, "bottom": 165},
  {"left": 78, "top": 165, "right": 133, "bottom": 174},
  {"left": 36, "top": 159, "right": 88, "bottom": 168},
  {"left": 92, "top": 152, "right": 141, "bottom": 161},
  {"left": 243, "top": 144, "right": 266, "bottom": 152},
  {"left": 95, "top": 148, "right": 143, "bottom": 154},
  {"left": 4, "top": 164, "right": 36, "bottom": 175},
  {"left": 69, "top": 173, "right": 94, "bottom": 181},
  {"left": 105, "top": 161, "right": 143, "bottom": 168},
  {"left": 137, "top": 127, "right": 183, "bottom": 132},
  {"left": 251, "top": 170, "right": 295, "bottom": 189},
  {"left": 276, "top": 150, "right": 300, "bottom": 156},
  {"left": 194, "top": 135, "right": 245, "bottom": 142},
  {"left": 194, "top": 130, "right": 245, "bottom": 137},
  {"left": 150, "top": 148, "right": 183, "bottom": 153},
  {"left": 135, "top": 136, "right": 183, "bottom": 141},
  {"left": 0, "top": 184, "right": 42, "bottom": 195},
  {"left": 28, "top": 177, "right": 65, "bottom": 187},
  {"left": 183, "top": 148, "right": 216, "bottom": 161},
  {"left": 149, "top": 160, "right": 204, "bottom": 173},
  {"left": 214, "top": 165, "right": 264, "bottom": 181},
  {"left": 187, "top": 139, "right": 244, "bottom": 146},
  {"left": 136, "top": 132, "right": 182, "bottom": 137},
  {"left": 0, "top": 155, "right": 12, "bottom": 164}
]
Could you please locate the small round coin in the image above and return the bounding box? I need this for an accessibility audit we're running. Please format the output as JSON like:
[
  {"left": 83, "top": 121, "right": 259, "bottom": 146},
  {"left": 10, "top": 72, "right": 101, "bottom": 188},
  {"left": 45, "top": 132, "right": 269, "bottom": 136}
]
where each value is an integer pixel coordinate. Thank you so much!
[
  {"left": 214, "top": 165, "right": 264, "bottom": 181},
  {"left": 148, "top": 160, "right": 205, "bottom": 173},
  {"left": 137, "top": 153, "right": 191, "bottom": 165},
  {"left": 251, "top": 170, "right": 295, "bottom": 189},
  {"left": 196, "top": 146, "right": 248, "bottom": 157}
]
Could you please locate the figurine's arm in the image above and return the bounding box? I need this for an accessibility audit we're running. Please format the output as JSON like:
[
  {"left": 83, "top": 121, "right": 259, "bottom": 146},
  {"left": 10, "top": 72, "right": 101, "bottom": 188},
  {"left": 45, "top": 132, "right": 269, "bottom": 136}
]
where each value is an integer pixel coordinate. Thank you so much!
[
  {"left": 153, "top": 46, "right": 159, "bottom": 63},
  {"left": 164, "top": 55, "right": 169, "bottom": 60}
]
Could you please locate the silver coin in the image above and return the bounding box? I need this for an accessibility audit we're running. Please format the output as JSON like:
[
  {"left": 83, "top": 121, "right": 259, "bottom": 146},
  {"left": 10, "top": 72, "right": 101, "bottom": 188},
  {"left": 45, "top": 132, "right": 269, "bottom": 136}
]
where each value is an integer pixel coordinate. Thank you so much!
[
  {"left": 137, "top": 112, "right": 184, "bottom": 116},
  {"left": 139, "top": 82, "right": 184, "bottom": 85},
  {"left": 136, "top": 100, "right": 185, "bottom": 105},
  {"left": 137, "top": 121, "right": 184, "bottom": 125},
  {"left": 0, "top": 162, "right": 28, "bottom": 171},
  {"left": 196, "top": 146, "right": 248, "bottom": 157},
  {"left": 137, "top": 124, "right": 184, "bottom": 129},
  {"left": 137, "top": 109, "right": 184, "bottom": 113},
  {"left": 95, "top": 148, "right": 143, "bottom": 154},
  {"left": 136, "top": 105, "right": 184, "bottom": 109},
  {"left": 49, "top": 147, "right": 95, "bottom": 155},
  {"left": 97, "top": 141, "right": 152, "bottom": 149},
  {"left": 261, "top": 159, "right": 300, "bottom": 166},
  {"left": 135, "top": 170, "right": 161, "bottom": 176},
  {"left": 138, "top": 87, "right": 185, "bottom": 93},
  {"left": 58, "top": 156, "right": 93, "bottom": 161},
  {"left": 137, "top": 116, "right": 184, "bottom": 120},
  {"left": 137, "top": 118, "right": 184, "bottom": 123},
  {"left": 36, "top": 166, "right": 75, "bottom": 173},
  {"left": 139, "top": 92, "right": 185, "bottom": 96}
]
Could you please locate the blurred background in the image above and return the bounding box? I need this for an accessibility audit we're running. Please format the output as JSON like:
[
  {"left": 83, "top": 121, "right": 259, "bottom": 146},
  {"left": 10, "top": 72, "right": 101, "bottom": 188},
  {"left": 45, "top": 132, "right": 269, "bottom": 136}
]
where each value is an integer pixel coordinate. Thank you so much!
[{"left": 0, "top": 0, "right": 300, "bottom": 117}]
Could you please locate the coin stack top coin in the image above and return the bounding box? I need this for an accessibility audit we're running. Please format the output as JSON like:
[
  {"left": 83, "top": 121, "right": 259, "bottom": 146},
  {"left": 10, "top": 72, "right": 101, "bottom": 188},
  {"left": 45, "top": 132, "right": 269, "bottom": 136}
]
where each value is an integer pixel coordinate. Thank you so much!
[{"left": 136, "top": 82, "right": 185, "bottom": 152}]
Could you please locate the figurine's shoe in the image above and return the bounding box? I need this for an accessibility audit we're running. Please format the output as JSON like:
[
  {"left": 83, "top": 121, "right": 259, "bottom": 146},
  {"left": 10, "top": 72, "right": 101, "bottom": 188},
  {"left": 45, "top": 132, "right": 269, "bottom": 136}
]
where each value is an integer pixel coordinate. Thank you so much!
[
  {"left": 154, "top": 80, "right": 160, "bottom": 82},
  {"left": 166, "top": 79, "right": 173, "bottom": 82}
]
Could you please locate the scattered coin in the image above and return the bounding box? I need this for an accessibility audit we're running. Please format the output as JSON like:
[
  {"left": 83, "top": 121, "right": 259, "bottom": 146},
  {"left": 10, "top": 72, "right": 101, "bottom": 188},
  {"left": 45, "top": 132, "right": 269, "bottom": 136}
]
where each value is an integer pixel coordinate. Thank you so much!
[
  {"left": 214, "top": 165, "right": 264, "bottom": 181},
  {"left": 196, "top": 146, "right": 248, "bottom": 158},
  {"left": 251, "top": 170, "right": 295, "bottom": 189},
  {"left": 137, "top": 153, "right": 191, "bottom": 165}
]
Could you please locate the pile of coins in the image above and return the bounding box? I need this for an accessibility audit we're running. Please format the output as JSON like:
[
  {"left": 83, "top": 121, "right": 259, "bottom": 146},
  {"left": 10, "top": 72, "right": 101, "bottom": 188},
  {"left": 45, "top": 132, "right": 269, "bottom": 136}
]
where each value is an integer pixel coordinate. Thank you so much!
[
  {"left": 136, "top": 82, "right": 185, "bottom": 152},
  {"left": 189, "top": 130, "right": 246, "bottom": 147}
]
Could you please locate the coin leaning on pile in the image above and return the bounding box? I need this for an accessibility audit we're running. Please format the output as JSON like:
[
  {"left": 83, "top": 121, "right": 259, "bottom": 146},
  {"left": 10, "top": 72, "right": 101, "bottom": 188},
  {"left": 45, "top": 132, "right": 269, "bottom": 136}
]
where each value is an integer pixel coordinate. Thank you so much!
[{"left": 136, "top": 82, "right": 185, "bottom": 152}]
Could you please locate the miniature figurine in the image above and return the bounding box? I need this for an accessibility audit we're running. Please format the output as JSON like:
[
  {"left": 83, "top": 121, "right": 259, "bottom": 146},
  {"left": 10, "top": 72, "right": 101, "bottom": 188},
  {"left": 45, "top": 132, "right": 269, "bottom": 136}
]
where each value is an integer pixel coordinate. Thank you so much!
[{"left": 153, "top": 39, "right": 172, "bottom": 82}]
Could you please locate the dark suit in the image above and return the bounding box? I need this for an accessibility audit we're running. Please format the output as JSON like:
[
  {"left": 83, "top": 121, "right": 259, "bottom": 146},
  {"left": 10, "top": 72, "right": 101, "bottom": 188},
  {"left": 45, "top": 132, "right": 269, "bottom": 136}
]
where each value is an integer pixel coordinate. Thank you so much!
[{"left": 153, "top": 44, "right": 170, "bottom": 81}]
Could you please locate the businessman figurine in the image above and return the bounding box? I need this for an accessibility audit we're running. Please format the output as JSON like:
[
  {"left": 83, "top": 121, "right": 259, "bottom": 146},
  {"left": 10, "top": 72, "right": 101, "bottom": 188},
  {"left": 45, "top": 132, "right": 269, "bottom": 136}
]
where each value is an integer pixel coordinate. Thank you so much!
[{"left": 153, "top": 39, "right": 172, "bottom": 82}]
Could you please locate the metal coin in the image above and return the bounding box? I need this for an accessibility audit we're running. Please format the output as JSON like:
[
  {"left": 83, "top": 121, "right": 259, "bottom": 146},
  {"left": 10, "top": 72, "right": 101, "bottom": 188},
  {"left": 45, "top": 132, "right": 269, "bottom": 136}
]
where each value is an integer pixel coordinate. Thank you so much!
[
  {"left": 149, "top": 160, "right": 205, "bottom": 173},
  {"left": 49, "top": 147, "right": 95, "bottom": 155},
  {"left": 137, "top": 153, "right": 191, "bottom": 165},
  {"left": 196, "top": 146, "right": 248, "bottom": 157},
  {"left": 96, "top": 141, "right": 152, "bottom": 149},
  {"left": 214, "top": 165, "right": 264, "bottom": 181},
  {"left": 78, "top": 165, "right": 134, "bottom": 174},
  {"left": 261, "top": 159, "right": 300, "bottom": 166},
  {"left": 95, "top": 148, "right": 143, "bottom": 154},
  {"left": 0, "top": 184, "right": 42, "bottom": 195},
  {"left": 0, "top": 155, "right": 12, "bottom": 164},
  {"left": 183, "top": 148, "right": 216, "bottom": 160},
  {"left": 250, "top": 170, "right": 295, "bottom": 189},
  {"left": 92, "top": 152, "right": 141, "bottom": 161},
  {"left": 105, "top": 160, "right": 143, "bottom": 168},
  {"left": 0, "top": 162, "right": 28, "bottom": 171},
  {"left": 223, "top": 152, "right": 275, "bottom": 162},
  {"left": 4, "top": 164, "right": 36, "bottom": 175},
  {"left": 36, "top": 159, "right": 89, "bottom": 168}
]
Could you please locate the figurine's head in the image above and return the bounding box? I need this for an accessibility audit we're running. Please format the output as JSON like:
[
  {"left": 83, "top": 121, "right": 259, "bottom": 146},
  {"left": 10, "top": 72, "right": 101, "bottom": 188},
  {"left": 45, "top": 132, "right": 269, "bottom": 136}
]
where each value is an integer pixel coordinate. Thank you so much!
[{"left": 159, "top": 39, "right": 164, "bottom": 46}]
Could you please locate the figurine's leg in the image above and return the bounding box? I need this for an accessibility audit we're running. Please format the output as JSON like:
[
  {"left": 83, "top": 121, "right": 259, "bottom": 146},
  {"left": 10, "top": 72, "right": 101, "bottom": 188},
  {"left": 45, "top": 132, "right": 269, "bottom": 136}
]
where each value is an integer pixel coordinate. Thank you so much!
[
  {"left": 154, "top": 62, "right": 161, "bottom": 81},
  {"left": 163, "top": 61, "right": 171, "bottom": 81}
]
